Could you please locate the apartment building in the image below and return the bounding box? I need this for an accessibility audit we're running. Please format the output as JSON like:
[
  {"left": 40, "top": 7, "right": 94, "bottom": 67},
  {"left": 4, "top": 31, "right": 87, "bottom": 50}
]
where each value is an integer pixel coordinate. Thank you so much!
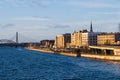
[
  {"left": 54, "top": 33, "right": 71, "bottom": 49},
  {"left": 97, "top": 33, "right": 120, "bottom": 45}
]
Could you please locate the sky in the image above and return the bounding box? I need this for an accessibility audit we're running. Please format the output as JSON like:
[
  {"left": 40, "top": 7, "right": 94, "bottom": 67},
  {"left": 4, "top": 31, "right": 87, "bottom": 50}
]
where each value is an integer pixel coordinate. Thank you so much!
[{"left": 0, "top": 0, "right": 120, "bottom": 42}]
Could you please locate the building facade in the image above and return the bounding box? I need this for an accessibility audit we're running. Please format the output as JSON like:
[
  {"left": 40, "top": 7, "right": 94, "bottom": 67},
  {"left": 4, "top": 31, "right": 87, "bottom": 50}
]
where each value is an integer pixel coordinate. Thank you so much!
[
  {"left": 97, "top": 33, "right": 120, "bottom": 45},
  {"left": 82, "top": 32, "right": 102, "bottom": 46},
  {"left": 71, "top": 30, "right": 82, "bottom": 48},
  {"left": 40, "top": 40, "right": 55, "bottom": 48},
  {"left": 54, "top": 33, "right": 71, "bottom": 49},
  {"left": 70, "top": 22, "right": 102, "bottom": 47}
]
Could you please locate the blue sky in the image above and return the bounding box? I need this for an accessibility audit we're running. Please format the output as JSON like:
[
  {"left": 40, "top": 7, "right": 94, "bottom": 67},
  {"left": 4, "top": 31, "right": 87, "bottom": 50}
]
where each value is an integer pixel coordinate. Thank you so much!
[{"left": 0, "top": 0, "right": 120, "bottom": 42}]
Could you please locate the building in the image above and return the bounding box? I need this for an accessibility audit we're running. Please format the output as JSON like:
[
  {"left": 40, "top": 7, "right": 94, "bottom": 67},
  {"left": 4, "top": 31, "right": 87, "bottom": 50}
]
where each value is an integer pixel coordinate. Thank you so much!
[
  {"left": 54, "top": 33, "right": 71, "bottom": 49},
  {"left": 70, "top": 31, "right": 101, "bottom": 47},
  {"left": 82, "top": 32, "right": 89, "bottom": 46},
  {"left": 70, "top": 22, "right": 102, "bottom": 47},
  {"left": 97, "top": 33, "right": 120, "bottom": 45},
  {"left": 82, "top": 32, "right": 102, "bottom": 46},
  {"left": 54, "top": 35, "right": 64, "bottom": 49},
  {"left": 71, "top": 32, "right": 76, "bottom": 47},
  {"left": 71, "top": 30, "right": 87, "bottom": 48},
  {"left": 40, "top": 40, "right": 55, "bottom": 48}
]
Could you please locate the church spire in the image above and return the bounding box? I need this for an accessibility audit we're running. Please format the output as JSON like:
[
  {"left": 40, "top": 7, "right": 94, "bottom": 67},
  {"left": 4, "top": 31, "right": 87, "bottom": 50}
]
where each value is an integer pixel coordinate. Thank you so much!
[{"left": 90, "top": 21, "right": 93, "bottom": 32}]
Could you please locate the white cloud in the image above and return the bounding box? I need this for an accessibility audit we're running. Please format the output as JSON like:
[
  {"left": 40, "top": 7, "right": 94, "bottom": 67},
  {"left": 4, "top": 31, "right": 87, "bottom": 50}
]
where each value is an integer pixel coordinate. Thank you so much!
[
  {"left": 67, "top": 0, "right": 120, "bottom": 8},
  {"left": 0, "top": 0, "right": 55, "bottom": 7},
  {"left": 48, "top": 24, "right": 71, "bottom": 29},
  {"left": 90, "top": 12, "right": 120, "bottom": 15},
  {"left": 12, "top": 17, "right": 50, "bottom": 21},
  {"left": 0, "top": 23, "right": 15, "bottom": 29},
  {"left": 0, "top": 0, "right": 119, "bottom": 8}
]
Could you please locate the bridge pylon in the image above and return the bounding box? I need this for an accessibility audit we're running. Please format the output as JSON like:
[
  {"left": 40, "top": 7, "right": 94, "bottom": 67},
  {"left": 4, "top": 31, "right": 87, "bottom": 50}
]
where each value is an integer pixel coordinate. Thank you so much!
[{"left": 16, "top": 32, "right": 18, "bottom": 44}]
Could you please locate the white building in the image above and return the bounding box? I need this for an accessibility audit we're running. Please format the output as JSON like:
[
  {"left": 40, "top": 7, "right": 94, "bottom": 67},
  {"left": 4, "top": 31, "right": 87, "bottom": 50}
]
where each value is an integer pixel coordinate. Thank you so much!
[{"left": 82, "top": 32, "right": 102, "bottom": 46}]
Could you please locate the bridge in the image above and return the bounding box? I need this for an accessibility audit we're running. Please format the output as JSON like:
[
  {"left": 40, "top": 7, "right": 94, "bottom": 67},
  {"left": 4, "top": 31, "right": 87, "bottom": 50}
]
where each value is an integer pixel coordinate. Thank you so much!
[{"left": 0, "top": 32, "right": 39, "bottom": 47}]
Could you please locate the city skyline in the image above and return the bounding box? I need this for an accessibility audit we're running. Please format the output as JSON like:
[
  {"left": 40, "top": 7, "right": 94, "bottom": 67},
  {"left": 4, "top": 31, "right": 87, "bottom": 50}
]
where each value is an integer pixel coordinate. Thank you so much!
[{"left": 0, "top": 0, "right": 120, "bottom": 42}]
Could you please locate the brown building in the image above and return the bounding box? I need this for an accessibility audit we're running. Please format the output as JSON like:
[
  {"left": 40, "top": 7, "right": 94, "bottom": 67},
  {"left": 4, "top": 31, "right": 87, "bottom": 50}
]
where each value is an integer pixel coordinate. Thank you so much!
[
  {"left": 40, "top": 40, "right": 54, "bottom": 48},
  {"left": 54, "top": 33, "right": 71, "bottom": 49},
  {"left": 97, "top": 33, "right": 120, "bottom": 45}
]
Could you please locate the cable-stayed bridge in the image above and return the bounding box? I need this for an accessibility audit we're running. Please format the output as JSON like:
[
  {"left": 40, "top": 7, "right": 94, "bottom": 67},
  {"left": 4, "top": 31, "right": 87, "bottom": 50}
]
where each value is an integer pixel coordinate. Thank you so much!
[{"left": 0, "top": 32, "right": 38, "bottom": 47}]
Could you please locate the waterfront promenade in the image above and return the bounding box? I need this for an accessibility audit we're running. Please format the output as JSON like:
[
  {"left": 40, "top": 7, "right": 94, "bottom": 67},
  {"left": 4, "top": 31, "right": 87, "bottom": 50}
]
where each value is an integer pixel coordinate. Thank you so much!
[
  {"left": 81, "top": 54, "right": 120, "bottom": 61},
  {"left": 26, "top": 47, "right": 120, "bottom": 61}
]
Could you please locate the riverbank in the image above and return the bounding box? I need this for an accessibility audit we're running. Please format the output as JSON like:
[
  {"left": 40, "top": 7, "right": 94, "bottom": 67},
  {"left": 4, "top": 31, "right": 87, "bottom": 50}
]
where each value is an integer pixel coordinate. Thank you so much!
[
  {"left": 60, "top": 52, "right": 77, "bottom": 57},
  {"left": 81, "top": 54, "right": 120, "bottom": 61},
  {"left": 26, "top": 47, "right": 55, "bottom": 53},
  {"left": 26, "top": 47, "right": 120, "bottom": 61},
  {"left": 26, "top": 47, "right": 78, "bottom": 57}
]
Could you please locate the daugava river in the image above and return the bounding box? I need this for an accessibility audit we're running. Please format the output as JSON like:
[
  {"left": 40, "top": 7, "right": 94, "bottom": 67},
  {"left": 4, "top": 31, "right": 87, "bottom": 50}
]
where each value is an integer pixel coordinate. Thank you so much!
[{"left": 0, "top": 47, "right": 120, "bottom": 80}]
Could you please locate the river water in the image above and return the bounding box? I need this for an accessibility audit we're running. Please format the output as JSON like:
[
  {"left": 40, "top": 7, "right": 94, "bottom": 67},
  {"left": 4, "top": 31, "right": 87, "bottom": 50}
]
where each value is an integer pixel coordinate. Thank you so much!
[{"left": 0, "top": 47, "right": 120, "bottom": 80}]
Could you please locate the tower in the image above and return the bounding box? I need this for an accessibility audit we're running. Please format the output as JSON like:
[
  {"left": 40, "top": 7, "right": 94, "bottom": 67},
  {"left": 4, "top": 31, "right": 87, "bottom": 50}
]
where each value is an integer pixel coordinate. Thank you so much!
[
  {"left": 90, "top": 21, "right": 93, "bottom": 32},
  {"left": 16, "top": 32, "right": 18, "bottom": 43}
]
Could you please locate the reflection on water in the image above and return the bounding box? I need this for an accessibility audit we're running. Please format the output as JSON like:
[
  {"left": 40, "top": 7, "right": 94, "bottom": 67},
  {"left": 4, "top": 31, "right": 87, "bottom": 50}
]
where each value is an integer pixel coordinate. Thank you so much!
[
  {"left": 0, "top": 47, "right": 120, "bottom": 80},
  {"left": 110, "top": 61, "right": 120, "bottom": 65}
]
